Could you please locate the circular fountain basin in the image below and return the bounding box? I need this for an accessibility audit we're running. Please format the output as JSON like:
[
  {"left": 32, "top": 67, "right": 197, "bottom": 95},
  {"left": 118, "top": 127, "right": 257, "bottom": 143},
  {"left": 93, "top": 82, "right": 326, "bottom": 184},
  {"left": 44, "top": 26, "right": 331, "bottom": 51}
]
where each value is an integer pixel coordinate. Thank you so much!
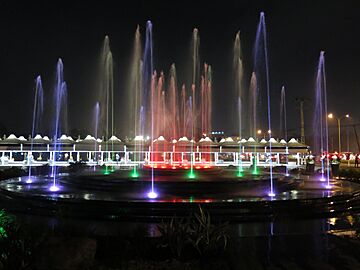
[{"left": 1, "top": 167, "right": 360, "bottom": 221}]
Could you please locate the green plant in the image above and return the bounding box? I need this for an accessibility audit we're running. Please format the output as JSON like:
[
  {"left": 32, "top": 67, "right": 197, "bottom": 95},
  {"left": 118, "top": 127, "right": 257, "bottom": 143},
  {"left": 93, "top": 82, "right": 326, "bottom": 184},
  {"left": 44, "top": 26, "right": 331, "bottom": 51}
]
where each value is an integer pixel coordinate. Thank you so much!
[
  {"left": 157, "top": 205, "right": 229, "bottom": 259},
  {"left": 0, "top": 209, "right": 45, "bottom": 269},
  {"left": 157, "top": 217, "right": 190, "bottom": 258},
  {"left": 188, "top": 205, "right": 228, "bottom": 256}
]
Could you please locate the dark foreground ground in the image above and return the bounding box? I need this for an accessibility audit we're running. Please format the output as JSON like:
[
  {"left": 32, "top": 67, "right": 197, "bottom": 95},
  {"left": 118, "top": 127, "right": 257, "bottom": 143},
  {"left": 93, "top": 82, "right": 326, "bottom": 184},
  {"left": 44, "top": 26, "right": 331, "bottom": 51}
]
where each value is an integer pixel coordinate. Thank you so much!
[
  {"left": 1, "top": 166, "right": 360, "bottom": 269},
  {"left": 2, "top": 209, "right": 360, "bottom": 270}
]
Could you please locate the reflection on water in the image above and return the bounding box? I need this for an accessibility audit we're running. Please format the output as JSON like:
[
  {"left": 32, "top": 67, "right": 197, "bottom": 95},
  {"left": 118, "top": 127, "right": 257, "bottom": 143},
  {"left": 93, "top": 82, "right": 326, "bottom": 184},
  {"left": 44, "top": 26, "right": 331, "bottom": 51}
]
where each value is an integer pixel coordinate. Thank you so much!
[{"left": 1, "top": 174, "right": 360, "bottom": 203}]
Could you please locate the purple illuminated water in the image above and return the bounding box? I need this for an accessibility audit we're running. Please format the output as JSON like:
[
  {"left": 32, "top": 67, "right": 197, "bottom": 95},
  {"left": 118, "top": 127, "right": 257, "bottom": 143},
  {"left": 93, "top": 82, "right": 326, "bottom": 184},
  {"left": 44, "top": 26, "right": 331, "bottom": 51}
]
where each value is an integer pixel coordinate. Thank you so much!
[
  {"left": 313, "top": 51, "right": 331, "bottom": 188},
  {"left": 28, "top": 75, "right": 44, "bottom": 181},
  {"left": 51, "top": 59, "right": 68, "bottom": 191},
  {"left": 280, "top": 86, "right": 289, "bottom": 175},
  {"left": 254, "top": 12, "right": 274, "bottom": 196}
]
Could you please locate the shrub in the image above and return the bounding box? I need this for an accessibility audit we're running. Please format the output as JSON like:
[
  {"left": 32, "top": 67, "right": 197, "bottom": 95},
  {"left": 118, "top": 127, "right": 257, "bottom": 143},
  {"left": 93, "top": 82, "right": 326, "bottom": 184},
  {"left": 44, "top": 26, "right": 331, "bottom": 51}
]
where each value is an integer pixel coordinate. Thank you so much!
[
  {"left": 157, "top": 205, "right": 229, "bottom": 259},
  {"left": 0, "top": 209, "right": 45, "bottom": 269}
]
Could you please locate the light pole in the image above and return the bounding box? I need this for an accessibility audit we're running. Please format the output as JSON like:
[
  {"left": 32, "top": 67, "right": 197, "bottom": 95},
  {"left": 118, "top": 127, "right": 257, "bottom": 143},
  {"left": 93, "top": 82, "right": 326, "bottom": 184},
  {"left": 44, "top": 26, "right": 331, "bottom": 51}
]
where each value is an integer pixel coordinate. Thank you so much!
[{"left": 328, "top": 113, "right": 350, "bottom": 152}]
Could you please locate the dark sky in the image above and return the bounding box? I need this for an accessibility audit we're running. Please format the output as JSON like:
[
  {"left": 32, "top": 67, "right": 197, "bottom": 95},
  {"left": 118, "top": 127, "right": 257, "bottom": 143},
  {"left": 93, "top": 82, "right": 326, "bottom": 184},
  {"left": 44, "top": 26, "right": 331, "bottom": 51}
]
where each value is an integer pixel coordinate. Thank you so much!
[{"left": 0, "top": 0, "right": 359, "bottom": 143}]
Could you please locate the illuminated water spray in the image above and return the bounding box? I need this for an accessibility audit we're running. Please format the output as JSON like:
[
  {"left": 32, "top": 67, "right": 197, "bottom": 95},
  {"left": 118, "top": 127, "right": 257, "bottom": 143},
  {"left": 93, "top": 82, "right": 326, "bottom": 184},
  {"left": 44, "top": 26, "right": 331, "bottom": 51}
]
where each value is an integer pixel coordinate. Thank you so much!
[
  {"left": 234, "top": 31, "right": 244, "bottom": 177},
  {"left": 28, "top": 76, "right": 44, "bottom": 183},
  {"left": 99, "top": 36, "right": 114, "bottom": 165},
  {"left": 188, "top": 96, "right": 196, "bottom": 179},
  {"left": 255, "top": 12, "right": 274, "bottom": 196},
  {"left": 144, "top": 21, "right": 158, "bottom": 199},
  {"left": 93, "top": 102, "right": 100, "bottom": 171},
  {"left": 129, "top": 26, "right": 142, "bottom": 178},
  {"left": 314, "top": 51, "right": 331, "bottom": 188},
  {"left": 280, "top": 86, "right": 289, "bottom": 176},
  {"left": 50, "top": 59, "right": 68, "bottom": 192}
]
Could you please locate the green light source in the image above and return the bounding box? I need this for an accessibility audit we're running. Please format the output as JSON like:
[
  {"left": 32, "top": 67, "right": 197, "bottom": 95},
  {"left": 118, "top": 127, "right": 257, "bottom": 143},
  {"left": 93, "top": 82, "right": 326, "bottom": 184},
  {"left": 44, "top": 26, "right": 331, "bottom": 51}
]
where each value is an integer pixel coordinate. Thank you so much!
[
  {"left": 103, "top": 167, "right": 110, "bottom": 175},
  {"left": 237, "top": 171, "right": 244, "bottom": 177},
  {"left": 187, "top": 169, "right": 196, "bottom": 179},
  {"left": 131, "top": 167, "right": 139, "bottom": 178}
]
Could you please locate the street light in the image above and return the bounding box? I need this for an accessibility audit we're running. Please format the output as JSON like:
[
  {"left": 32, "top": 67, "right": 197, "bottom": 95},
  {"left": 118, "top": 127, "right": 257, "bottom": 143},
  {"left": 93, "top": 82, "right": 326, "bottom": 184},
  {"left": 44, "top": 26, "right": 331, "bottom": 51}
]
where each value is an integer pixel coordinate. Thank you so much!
[{"left": 328, "top": 113, "right": 350, "bottom": 152}]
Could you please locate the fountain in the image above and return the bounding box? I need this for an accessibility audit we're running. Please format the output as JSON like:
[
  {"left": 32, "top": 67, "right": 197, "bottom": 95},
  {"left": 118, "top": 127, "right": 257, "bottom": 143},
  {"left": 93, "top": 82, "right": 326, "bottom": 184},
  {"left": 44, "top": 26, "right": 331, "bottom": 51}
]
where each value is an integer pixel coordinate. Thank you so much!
[
  {"left": 0, "top": 15, "right": 352, "bottom": 223},
  {"left": 128, "top": 25, "right": 142, "bottom": 178},
  {"left": 98, "top": 36, "right": 114, "bottom": 159},
  {"left": 254, "top": 12, "right": 275, "bottom": 197},
  {"left": 93, "top": 102, "right": 100, "bottom": 166},
  {"left": 280, "top": 86, "right": 289, "bottom": 176},
  {"left": 313, "top": 51, "right": 331, "bottom": 188},
  {"left": 27, "top": 75, "right": 44, "bottom": 183},
  {"left": 50, "top": 59, "right": 68, "bottom": 191},
  {"left": 234, "top": 31, "right": 244, "bottom": 176}
]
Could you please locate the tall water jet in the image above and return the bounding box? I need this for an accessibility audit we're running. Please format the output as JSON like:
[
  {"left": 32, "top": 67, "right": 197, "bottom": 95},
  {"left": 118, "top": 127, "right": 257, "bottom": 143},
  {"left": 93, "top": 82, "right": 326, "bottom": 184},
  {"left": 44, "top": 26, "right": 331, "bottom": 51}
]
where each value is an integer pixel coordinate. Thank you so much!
[
  {"left": 143, "top": 21, "right": 157, "bottom": 199},
  {"left": 180, "top": 84, "right": 186, "bottom": 137},
  {"left": 28, "top": 76, "right": 44, "bottom": 182},
  {"left": 168, "top": 64, "right": 178, "bottom": 140},
  {"left": 191, "top": 28, "right": 200, "bottom": 89},
  {"left": 201, "top": 63, "right": 212, "bottom": 137},
  {"left": 249, "top": 72, "right": 258, "bottom": 138},
  {"left": 254, "top": 12, "right": 274, "bottom": 196},
  {"left": 51, "top": 59, "right": 68, "bottom": 191},
  {"left": 313, "top": 51, "right": 331, "bottom": 188},
  {"left": 249, "top": 72, "right": 259, "bottom": 174},
  {"left": 191, "top": 28, "right": 200, "bottom": 138},
  {"left": 94, "top": 102, "right": 100, "bottom": 161},
  {"left": 188, "top": 96, "right": 196, "bottom": 179},
  {"left": 128, "top": 26, "right": 142, "bottom": 177},
  {"left": 234, "top": 31, "right": 244, "bottom": 176},
  {"left": 280, "top": 86, "right": 288, "bottom": 175},
  {"left": 200, "top": 64, "right": 212, "bottom": 162},
  {"left": 142, "top": 20, "right": 154, "bottom": 137},
  {"left": 99, "top": 36, "right": 114, "bottom": 159},
  {"left": 154, "top": 72, "right": 164, "bottom": 139}
]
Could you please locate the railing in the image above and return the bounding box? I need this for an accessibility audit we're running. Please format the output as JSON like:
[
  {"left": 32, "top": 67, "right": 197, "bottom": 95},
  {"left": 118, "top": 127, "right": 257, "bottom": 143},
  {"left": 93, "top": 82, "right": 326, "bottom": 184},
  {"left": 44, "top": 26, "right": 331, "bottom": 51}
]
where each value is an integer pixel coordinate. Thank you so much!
[{"left": 0, "top": 149, "right": 305, "bottom": 168}]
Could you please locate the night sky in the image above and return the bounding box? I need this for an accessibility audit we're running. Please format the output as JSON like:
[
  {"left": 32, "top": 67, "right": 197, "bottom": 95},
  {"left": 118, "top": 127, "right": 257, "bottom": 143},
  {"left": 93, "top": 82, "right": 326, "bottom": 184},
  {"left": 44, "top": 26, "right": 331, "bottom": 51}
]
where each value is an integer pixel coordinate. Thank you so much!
[{"left": 0, "top": 1, "right": 359, "bottom": 148}]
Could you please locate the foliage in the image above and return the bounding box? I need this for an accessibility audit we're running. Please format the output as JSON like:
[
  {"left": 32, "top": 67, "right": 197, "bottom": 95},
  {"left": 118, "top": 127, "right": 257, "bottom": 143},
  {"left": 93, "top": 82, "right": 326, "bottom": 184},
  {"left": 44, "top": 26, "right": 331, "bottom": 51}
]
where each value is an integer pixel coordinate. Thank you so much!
[
  {"left": 157, "top": 205, "right": 229, "bottom": 259},
  {"left": 0, "top": 210, "right": 14, "bottom": 239},
  {"left": 0, "top": 209, "right": 45, "bottom": 269},
  {"left": 188, "top": 205, "right": 228, "bottom": 256},
  {"left": 157, "top": 217, "right": 190, "bottom": 258}
]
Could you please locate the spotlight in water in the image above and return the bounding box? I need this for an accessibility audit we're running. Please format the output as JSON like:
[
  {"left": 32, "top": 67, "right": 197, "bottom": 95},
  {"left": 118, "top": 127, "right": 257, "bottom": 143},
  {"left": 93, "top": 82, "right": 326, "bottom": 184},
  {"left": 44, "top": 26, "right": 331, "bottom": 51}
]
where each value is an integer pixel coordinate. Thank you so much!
[
  {"left": 131, "top": 168, "right": 139, "bottom": 178},
  {"left": 187, "top": 171, "right": 196, "bottom": 179},
  {"left": 268, "top": 192, "right": 276, "bottom": 197},
  {"left": 237, "top": 171, "right": 244, "bottom": 178},
  {"left": 26, "top": 178, "right": 33, "bottom": 184},
  {"left": 103, "top": 167, "right": 111, "bottom": 175},
  {"left": 49, "top": 185, "right": 60, "bottom": 192},
  {"left": 147, "top": 191, "right": 158, "bottom": 199},
  {"left": 325, "top": 185, "right": 332, "bottom": 189},
  {"left": 320, "top": 177, "right": 326, "bottom": 182},
  {"left": 285, "top": 173, "right": 290, "bottom": 177}
]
